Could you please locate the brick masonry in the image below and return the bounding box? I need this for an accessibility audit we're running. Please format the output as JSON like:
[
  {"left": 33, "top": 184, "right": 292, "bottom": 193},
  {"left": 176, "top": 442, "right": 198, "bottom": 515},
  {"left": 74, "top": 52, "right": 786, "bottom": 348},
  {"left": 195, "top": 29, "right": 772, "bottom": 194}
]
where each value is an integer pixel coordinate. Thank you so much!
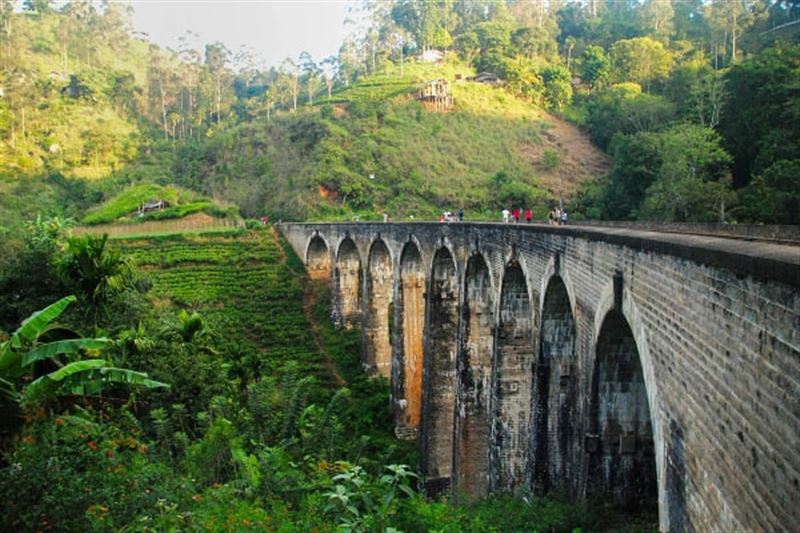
[{"left": 282, "top": 221, "right": 800, "bottom": 532}]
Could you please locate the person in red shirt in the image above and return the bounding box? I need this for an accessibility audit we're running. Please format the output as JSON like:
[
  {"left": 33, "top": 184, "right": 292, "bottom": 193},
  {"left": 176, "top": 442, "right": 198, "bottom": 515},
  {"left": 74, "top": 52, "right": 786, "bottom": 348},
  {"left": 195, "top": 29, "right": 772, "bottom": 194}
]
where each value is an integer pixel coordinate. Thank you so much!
[
  {"left": 512, "top": 208, "right": 521, "bottom": 223},
  {"left": 524, "top": 208, "right": 532, "bottom": 223}
]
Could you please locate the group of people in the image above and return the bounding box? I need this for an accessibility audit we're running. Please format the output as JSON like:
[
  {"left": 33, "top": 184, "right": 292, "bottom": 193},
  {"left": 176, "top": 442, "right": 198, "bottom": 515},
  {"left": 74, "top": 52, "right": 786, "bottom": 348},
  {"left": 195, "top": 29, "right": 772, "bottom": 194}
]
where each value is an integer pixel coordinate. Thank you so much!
[
  {"left": 500, "top": 207, "right": 568, "bottom": 225},
  {"left": 549, "top": 207, "right": 568, "bottom": 225},
  {"left": 439, "top": 209, "right": 464, "bottom": 222},
  {"left": 352, "top": 207, "right": 569, "bottom": 224},
  {"left": 501, "top": 207, "right": 535, "bottom": 223}
]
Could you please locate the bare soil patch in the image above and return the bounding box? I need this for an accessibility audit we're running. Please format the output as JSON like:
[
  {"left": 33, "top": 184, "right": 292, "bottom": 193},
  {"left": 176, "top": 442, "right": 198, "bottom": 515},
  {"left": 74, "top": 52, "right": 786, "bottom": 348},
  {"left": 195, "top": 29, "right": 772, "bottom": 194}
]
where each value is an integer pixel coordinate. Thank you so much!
[{"left": 519, "top": 111, "right": 611, "bottom": 200}]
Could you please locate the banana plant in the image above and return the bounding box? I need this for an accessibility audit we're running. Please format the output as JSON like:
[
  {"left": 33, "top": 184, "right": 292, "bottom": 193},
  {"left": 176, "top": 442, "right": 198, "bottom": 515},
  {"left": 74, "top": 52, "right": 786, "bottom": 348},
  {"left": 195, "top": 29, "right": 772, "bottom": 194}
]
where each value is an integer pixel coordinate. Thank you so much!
[{"left": 0, "top": 295, "right": 168, "bottom": 408}]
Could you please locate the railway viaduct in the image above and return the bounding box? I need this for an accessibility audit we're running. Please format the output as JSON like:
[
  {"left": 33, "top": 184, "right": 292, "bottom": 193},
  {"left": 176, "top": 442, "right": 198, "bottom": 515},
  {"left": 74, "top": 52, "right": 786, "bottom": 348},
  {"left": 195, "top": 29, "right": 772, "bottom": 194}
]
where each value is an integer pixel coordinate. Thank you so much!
[{"left": 279, "top": 221, "right": 800, "bottom": 532}]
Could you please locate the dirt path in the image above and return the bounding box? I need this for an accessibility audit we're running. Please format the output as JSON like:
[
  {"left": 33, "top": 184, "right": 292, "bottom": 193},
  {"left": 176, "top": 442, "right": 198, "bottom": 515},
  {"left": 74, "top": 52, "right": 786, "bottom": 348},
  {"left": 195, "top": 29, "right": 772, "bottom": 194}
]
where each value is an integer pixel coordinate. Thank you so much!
[
  {"left": 270, "top": 227, "right": 346, "bottom": 387},
  {"left": 302, "top": 288, "right": 347, "bottom": 387}
]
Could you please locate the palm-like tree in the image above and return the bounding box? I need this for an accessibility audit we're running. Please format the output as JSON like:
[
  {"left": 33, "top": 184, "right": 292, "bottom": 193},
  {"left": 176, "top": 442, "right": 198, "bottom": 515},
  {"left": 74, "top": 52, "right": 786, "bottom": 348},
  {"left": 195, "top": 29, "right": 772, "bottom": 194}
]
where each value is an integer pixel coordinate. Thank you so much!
[{"left": 58, "top": 234, "right": 133, "bottom": 307}]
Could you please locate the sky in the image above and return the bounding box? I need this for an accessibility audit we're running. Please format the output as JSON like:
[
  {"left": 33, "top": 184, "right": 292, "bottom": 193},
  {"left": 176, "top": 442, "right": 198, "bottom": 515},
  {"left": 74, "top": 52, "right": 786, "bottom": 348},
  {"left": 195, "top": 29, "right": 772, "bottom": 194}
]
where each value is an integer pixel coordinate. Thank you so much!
[{"left": 126, "top": 1, "right": 356, "bottom": 69}]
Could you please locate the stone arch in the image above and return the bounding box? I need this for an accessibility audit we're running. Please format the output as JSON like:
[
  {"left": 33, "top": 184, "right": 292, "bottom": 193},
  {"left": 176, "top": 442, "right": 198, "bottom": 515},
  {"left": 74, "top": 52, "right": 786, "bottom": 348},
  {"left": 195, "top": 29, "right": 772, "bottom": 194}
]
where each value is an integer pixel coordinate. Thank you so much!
[
  {"left": 333, "top": 237, "right": 362, "bottom": 328},
  {"left": 305, "top": 234, "right": 331, "bottom": 281},
  {"left": 491, "top": 259, "right": 535, "bottom": 493},
  {"left": 587, "top": 306, "right": 658, "bottom": 515},
  {"left": 364, "top": 239, "right": 393, "bottom": 377},
  {"left": 421, "top": 245, "right": 459, "bottom": 495},
  {"left": 532, "top": 274, "right": 577, "bottom": 494},
  {"left": 454, "top": 251, "right": 494, "bottom": 499},
  {"left": 395, "top": 240, "right": 425, "bottom": 439}
]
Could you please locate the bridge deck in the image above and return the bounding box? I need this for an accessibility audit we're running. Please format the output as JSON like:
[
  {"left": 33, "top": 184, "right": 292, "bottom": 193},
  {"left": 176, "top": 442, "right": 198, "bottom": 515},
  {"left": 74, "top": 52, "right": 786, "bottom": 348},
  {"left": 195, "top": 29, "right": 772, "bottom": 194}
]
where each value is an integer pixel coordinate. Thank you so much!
[{"left": 291, "top": 222, "right": 800, "bottom": 288}]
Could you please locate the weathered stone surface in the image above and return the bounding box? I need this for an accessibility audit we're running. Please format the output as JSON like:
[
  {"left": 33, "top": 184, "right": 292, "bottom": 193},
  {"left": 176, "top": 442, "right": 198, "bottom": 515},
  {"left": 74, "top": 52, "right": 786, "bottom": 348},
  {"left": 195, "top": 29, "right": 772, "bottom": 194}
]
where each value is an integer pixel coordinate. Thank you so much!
[
  {"left": 283, "top": 222, "right": 800, "bottom": 532},
  {"left": 306, "top": 234, "right": 331, "bottom": 281},
  {"left": 421, "top": 246, "right": 459, "bottom": 493},
  {"left": 533, "top": 274, "right": 578, "bottom": 495},
  {"left": 587, "top": 311, "right": 657, "bottom": 508},
  {"left": 491, "top": 261, "right": 534, "bottom": 493},
  {"left": 395, "top": 241, "right": 425, "bottom": 439},
  {"left": 364, "top": 239, "right": 393, "bottom": 377},
  {"left": 332, "top": 237, "right": 362, "bottom": 328},
  {"left": 454, "top": 253, "right": 494, "bottom": 498}
]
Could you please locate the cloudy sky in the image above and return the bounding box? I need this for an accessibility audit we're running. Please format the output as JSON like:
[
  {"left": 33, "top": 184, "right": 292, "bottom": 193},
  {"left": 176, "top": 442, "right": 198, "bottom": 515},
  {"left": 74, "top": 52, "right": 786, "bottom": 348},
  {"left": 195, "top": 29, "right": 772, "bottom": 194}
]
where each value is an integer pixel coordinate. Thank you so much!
[{"left": 127, "top": 1, "right": 355, "bottom": 68}]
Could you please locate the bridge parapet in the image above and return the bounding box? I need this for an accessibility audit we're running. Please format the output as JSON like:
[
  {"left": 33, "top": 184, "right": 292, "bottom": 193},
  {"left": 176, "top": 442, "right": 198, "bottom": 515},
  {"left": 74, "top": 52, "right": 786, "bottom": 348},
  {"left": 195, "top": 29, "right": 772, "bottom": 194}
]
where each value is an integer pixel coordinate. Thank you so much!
[{"left": 279, "top": 221, "right": 800, "bottom": 532}]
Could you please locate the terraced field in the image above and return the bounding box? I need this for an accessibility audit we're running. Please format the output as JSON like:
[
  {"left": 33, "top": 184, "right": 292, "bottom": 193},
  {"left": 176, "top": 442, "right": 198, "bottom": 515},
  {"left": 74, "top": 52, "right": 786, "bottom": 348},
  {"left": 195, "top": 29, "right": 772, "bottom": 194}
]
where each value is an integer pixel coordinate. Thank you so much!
[{"left": 113, "top": 227, "right": 343, "bottom": 387}]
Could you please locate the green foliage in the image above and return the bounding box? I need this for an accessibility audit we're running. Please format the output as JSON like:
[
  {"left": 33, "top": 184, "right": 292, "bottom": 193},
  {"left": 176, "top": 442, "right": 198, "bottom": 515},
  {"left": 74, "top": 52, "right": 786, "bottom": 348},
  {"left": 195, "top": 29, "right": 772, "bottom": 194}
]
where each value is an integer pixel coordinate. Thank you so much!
[
  {"left": 22, "top": 359, "right": 168, "bottom": 405},
  {"left": 540, "top": 65, "right": 574, "bottom": 111},
  {"left": 737, "top": 160, "right": 800, "bottom": 224},
  {"left": 542, "top": 149, "right": 560, "bottom": 170},
  {"left": 610, "top": 37, "right": 674, "bottom": 89},
  {"left": 82, "top": 184, "right": 218, "bottom": 225},
  {"left": 718, "top": 44, "right": 800, "bottom": 188},
  {"left": 0, "top": 409, "right": 185, "bottom": 532},
  {"left": 0, "top": 295, "right": 165, "bottom": 411},
  {"left": 584, "top": 83, "right": 675, "bottom": 149},
  {"left": 57, "top": 234, "right": 134, "bottom": 308},
  {"left": 601, "top": 123, "right": 735, "bottom": 221},
  {"left": 582, "top": 45, "right": 612, "bottom": 90}
]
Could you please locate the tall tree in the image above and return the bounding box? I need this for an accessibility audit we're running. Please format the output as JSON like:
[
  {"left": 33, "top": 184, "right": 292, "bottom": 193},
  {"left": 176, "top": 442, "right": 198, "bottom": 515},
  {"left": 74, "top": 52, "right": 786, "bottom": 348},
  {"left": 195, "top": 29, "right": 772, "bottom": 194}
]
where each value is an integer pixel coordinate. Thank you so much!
[
  {"left": 280, "top": 57, "right": 301, "bottom": 112},
  {"left": 638, "top": 0, "right": 675, "bottom": 43},
  {"left": 300, "top": 51, "right": 321, "bottom": 105},
  {"left": 205, "top": 42, "right": 231, "bottom": 124},
  {"left": 147, "top": 45, "right": 170, "bottom": 139}
]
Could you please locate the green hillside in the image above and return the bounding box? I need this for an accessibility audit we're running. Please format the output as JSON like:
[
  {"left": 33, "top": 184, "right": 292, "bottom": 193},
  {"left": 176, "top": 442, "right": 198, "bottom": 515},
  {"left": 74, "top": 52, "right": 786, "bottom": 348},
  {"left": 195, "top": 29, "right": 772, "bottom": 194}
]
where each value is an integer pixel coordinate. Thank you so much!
[
  {"left": 113, "top": 229, "right": 343, "bottom": 386},
  {"left": 175, "top": 60, "right": 609, "bottom": 221}
]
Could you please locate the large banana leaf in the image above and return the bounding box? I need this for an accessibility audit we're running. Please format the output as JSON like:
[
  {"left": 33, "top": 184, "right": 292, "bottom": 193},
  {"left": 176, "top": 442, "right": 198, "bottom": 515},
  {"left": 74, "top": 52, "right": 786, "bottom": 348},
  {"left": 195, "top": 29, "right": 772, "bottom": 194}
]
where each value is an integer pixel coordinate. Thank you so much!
[
  {"left": 68, "top": 367, "right": 169, "bottom": 396},
  {"left": 23, "top": 359, "right": 107, "bottom": 404},
  {"left": 22, "top": 338, "right": 111, "bottom": 367},
  {"left": 10, "top": 295, "right": 76, "bottom": 349},
  {"left": 0, "top": 296, "right": 81, "bottom": 381},
  {"left": 22, "top": 359, "right": 168, "bottom": 405}
]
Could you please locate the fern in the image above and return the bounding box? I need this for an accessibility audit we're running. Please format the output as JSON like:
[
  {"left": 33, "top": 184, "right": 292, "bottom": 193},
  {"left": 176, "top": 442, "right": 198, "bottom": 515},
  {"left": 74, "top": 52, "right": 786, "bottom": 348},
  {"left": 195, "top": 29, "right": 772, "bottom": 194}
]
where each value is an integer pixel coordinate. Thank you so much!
[{"left": 280, "top": 375, "right": 315, "bottom": 443}]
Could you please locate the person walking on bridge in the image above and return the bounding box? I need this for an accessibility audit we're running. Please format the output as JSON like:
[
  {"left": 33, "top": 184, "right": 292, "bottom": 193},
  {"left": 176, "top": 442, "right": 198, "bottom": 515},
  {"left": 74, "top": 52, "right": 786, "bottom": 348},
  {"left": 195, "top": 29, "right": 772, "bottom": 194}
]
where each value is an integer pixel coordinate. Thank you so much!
[
  {"left": 502, "top": 208, "right": 510, "bottom": 223},
  {"left": 525, "top": 208, "right": 532, "bottom": 223},
  {"left": 512, "top": 208, "right": 521, "bottom": 223}
]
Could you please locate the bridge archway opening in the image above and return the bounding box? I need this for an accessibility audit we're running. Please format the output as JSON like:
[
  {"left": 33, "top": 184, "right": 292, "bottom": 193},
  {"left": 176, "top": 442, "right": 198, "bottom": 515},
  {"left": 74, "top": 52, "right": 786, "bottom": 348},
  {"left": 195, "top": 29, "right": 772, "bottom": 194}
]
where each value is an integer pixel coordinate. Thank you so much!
[
  {"left": 422, "top": 246, "right": 458, "bottom": 495},
  {"left": 533, "top": 275, "right": 577, "bottom": 494},
  {"left": 588, "top": 310, "right": 657, "bottom": 512},
  {"left": 454, "top": 252, "right": 493, "bottom": 499},
  {"left": 306, "top": 236, "right": 331, "bottom": 281},
  {"left": 396, "top": 241, "right": 424, "bottom": 440},
  {"left": 492, "top": 261, "right": 534, "bottom": 493},
  {"left": 334, "top": 238, "right": 362, "bottom": 328},
  {"left": 364, "top": 239, "right": 393, "bottom": 377}
]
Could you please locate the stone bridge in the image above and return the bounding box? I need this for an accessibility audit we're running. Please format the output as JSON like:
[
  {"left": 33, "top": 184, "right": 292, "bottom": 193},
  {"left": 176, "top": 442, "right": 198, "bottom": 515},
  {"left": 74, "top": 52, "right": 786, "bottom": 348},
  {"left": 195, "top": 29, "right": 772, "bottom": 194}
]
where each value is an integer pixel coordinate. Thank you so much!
[{"left": 279, "top": 222, "right": 799, "bottom": 532}]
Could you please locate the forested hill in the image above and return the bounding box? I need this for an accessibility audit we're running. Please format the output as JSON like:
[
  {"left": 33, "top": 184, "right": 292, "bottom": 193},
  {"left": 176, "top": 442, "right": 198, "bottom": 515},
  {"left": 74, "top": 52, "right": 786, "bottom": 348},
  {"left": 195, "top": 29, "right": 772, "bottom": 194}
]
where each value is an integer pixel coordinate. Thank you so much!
[{"left": 1, "top": 1, "right": 798, "bottom": 230}]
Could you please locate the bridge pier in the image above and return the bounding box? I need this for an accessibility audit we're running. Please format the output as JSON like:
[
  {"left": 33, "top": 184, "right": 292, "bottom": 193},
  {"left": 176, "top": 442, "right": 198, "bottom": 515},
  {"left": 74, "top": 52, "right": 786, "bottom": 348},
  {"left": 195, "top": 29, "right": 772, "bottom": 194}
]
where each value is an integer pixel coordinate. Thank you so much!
[
  {"left": 333, "top": 237, "right": 362, "bottom": 328},
  {"left": 364, "top": 239, "right": 393, "bottom": 377},
  {"left": 490, "top": 260, "right": 535, "bottom": 493},
  {"left": 532, "top": 274, "right": 578, "bottom": 495},
  {"left": 420, "top": 246, "right": 459, "bottom": 495},
  {"left": 453, "top": 252, "right": 494, "bottom": 499},
  {"left": 394, "top": 241, "right": 425, "bottom": 439}
]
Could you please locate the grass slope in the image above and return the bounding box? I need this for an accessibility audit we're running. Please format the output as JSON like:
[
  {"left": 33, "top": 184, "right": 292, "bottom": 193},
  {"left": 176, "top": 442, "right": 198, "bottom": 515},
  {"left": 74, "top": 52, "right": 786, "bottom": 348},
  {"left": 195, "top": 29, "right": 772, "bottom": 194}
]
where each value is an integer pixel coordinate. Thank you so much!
[
  {"left": 115, "top": 228, "right": 350, "bottom": 389},
  {"left": 82, "top": 184, "right": 234, "bottom": 225}
]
